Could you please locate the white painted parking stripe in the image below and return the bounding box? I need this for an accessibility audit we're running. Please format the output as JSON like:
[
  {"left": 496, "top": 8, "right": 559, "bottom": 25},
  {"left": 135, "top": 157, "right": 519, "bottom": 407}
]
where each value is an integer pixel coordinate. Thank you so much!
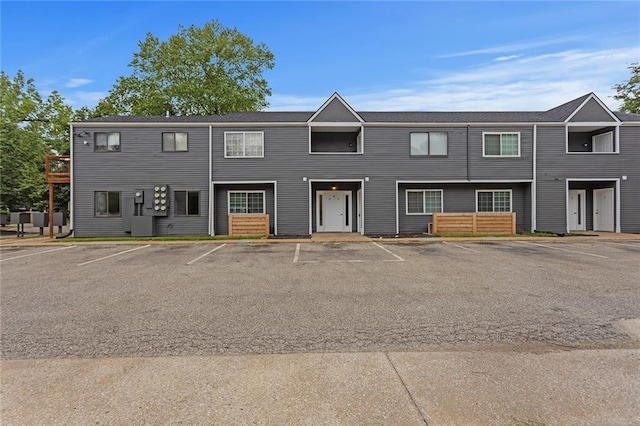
[
  {"left": 443, "top": 242, "right": 480, "bottom": 253},
  {"left": 78, "top": 245, "right": 151, "bottom": 266},
  {"left": 600, "top": 241, "right": 640, "bottom": 249},
  {"left": 293, "top": 243, "right": 301, "bottom": 263},
  {"left": 186, "top": 244, "right": 227, "bottom": 265},
  {"left": 514, "top": 241, "right": 609, "bottom": 259},
  {"left": 0, "top": 245, "right": 76, "bottom": 262},
  {"left": 372, "top": 242, "right": 405, "bottom": 261}
]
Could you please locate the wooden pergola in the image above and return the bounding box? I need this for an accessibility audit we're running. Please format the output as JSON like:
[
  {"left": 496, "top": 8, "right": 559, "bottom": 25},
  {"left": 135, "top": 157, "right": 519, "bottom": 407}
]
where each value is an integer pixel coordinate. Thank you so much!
[{"left": 45, "top": 155, "right": 70, "bottom": 238}]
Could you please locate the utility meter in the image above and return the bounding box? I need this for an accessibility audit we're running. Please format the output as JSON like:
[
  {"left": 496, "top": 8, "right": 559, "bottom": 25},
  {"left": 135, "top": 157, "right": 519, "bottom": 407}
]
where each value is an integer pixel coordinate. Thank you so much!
[{"left": 152, "top": 185, "right": 169, "bottom": 216}]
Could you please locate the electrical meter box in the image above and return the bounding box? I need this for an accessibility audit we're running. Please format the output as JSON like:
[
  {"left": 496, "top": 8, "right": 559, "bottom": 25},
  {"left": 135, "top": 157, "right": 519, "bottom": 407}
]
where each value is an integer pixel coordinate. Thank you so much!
[
  {"left": 134, "top": 190, "right": 144, "bottom": 204},
  {"left": 152, "top": 184, "right": 169, "bottom": 216}
]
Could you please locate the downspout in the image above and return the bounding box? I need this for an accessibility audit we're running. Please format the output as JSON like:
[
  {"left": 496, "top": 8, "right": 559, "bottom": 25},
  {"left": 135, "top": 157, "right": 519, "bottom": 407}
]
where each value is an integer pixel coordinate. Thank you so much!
[
  {"left": 466, "top": 125, "right": 470, "bottom": 181},
  {"left": 69, "top": 124, "right": 74, "bottom": 236},
  {"left": 208, "top": 125, "right": 213, "bottom": 235},
  {"left": 532, "top": 124, "right": 537, "bottom": 232}
]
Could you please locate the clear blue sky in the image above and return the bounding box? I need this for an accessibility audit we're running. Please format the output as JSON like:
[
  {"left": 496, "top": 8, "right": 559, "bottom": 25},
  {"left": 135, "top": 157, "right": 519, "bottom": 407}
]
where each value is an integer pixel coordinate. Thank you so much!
[{"left": 2, "top": 1, "right": 639, "bottom": 112}]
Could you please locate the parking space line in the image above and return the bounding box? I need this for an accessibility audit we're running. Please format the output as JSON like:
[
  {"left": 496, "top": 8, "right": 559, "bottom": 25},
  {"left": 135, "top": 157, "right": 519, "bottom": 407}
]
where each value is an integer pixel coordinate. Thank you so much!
[
  {"left": 442, "top": 242, "right": 480, "bottom": 253},
  {"left": 600, "top": 241, "right": 640, "bottom": 249},
  {"left": 293, "top": 243, "right": 300, "bottom": 263},
  {"left": 186, "top": 244, "right": 227, "bottom": 265},
  {"left": 0, "top": 245, "right": 76, "bottom": 262},
  {"left": 514, "top": 241, "right": 609, "bottom": 258},
  {"left": 372, "top": 242, "right": 405, "bottom": 261},
  {"left": 78, "top": 245, "right": 151, "bottom": 266}
]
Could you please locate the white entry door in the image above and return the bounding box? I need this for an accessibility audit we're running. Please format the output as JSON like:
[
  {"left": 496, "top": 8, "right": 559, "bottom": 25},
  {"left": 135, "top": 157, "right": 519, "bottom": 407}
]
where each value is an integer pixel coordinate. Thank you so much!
[
  {"left": 568, "top": 189, "right": 586, "bottom": 231},
  {"left": 317, "top": 190, "right": 352, "bottom": 232},
  {"left": 593, "top": 188, "right": 614, "bottom": 232}
]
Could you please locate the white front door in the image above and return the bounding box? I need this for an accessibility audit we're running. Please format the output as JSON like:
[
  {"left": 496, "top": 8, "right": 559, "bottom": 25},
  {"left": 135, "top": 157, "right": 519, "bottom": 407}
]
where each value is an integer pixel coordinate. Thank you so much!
[
  {"left": 593, "top": 188, "right": 614, "bottom": 232},
  {"left": 317, "top": 190, "right": 352, "bottom": 232},
  {"left": 568, "top": 189, "right": 586, "bottom": 231}
]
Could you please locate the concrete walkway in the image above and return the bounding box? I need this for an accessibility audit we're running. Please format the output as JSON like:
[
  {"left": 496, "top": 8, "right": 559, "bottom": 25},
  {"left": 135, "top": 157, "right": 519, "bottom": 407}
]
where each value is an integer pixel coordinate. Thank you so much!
[{"left": 2, "top": 348, "right": 638, "bottom": 425}]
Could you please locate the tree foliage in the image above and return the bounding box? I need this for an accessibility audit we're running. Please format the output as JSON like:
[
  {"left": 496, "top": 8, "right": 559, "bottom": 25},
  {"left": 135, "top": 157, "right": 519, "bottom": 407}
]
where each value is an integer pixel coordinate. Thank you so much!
[
  {"left": 96, "top": 20, "right": 275, "bottom": 116},
  {"left": 0, "top": 70, "right": 72, "bottom": 212},
  {"left": 613, "top": 62, "right": 640, "bottom": 114}
]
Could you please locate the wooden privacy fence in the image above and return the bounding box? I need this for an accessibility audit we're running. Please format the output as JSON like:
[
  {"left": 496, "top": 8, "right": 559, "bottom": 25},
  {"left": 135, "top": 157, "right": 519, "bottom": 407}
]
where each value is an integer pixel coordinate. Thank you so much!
[
  {"left": 432, "top": 212, "right": 516, "bottom": 235},
  {"left": 228, "top": 214, "right": 270, "bottom": 236}
]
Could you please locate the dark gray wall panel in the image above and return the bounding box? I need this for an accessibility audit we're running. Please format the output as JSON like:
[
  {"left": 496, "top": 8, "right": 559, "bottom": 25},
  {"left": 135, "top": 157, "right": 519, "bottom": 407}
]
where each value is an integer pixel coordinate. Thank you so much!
[
  {"left": 467, "top": 127, "right": 534, "bottom": 180},
  {"left": 312, "top": 98, "right": 360, "bottom": 122},
  {"left": 73, "top": 127, "right": 209, "bottom": 237},
  {"left": 398, "top": 183, "right": 530, "bottom": 234},
  {"left": 213, "top": 184, "right": 274, "bottom": 235},
  {"left": 569, "top": 99, "right": 616, "bottom": 122}
]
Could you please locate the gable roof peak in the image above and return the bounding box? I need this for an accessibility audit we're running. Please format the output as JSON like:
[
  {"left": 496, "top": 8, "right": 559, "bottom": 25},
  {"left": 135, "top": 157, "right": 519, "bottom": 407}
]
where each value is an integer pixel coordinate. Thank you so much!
[{"left": 307, "top": 92, "right": 364, "bottom": 123}]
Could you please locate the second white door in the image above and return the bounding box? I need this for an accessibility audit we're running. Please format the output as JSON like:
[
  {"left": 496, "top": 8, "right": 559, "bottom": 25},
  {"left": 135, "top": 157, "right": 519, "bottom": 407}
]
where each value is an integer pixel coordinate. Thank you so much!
[{"left": 317, "top": 190, "right": 352, "bottom": 232}]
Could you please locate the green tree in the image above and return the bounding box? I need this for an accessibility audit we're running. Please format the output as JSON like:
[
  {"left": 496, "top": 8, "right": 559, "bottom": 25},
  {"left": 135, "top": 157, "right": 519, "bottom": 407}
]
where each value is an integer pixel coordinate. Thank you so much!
[
  {"left": 0, "top": 70, "right": 72, "bottom": 213},
  {"left": 96, "top": 20, "right": 275, "bottom": 116},
  {"left": 613, "top": 63, "right": 640, "bottom": 113}
]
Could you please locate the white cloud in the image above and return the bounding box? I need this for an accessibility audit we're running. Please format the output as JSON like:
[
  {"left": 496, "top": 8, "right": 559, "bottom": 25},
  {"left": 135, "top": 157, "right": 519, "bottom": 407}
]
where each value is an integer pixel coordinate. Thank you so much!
[
  {"left": 63, "top": 78, "right": 93, "bottom": 88},
  {"left": 494, "top": 55, "right": 521, "bottom": 62},
  {"left": 440, "top": 36, "right": 585, "bottom": 58},
  {"left": 64, "top": 91, "right": 107, "bottom": 109},
  {"left": 268, "top": 46, "right": 638, "bottom": 112}
]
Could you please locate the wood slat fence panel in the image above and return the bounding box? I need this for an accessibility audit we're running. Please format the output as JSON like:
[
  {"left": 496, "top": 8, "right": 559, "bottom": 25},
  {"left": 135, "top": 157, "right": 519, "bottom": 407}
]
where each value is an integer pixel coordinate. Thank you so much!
[
  {"left": 228, "top": 214, "right": 270, "bottom": 236},
  {"left": 433, "top": 213, "right": 516, "bottom": 235}
]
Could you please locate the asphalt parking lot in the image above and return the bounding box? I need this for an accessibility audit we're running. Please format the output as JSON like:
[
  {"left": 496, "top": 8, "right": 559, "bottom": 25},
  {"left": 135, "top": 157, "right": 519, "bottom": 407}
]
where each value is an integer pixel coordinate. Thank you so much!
[{"left": 2, "top": 239, "right": 639, "bottom": 360}]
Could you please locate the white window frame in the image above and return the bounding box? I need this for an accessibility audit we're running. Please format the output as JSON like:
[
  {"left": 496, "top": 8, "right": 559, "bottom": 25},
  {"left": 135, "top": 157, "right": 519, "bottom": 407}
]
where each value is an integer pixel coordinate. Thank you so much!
[
  {"left": 482, "top": 132, "right": 521, "bottom": 157},
  {"left": 410, "top": 132, "right": 448, "bottom": 157},
  {"left": 227, "top": 190, "right": 266, "bottom": 214},
  {"left": 224, "top": 131, "right": 264, "bottom": 158},
  {"left": 475, "top": 190, "right": 513, "bottom": 213},
  {"left": 405, "top": 189, "right": 443, "bottom": 215}
]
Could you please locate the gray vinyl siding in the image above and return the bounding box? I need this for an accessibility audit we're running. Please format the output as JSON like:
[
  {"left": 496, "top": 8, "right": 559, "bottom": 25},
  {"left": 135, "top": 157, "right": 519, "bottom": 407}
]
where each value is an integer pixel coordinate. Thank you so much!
[
  {"left": 213, "top": 184, "right": 275, "bottom": 235},
  {"left": 536, "top": 125, "right": 640, "bottom": 233},
  {"left": 398, "top": 183, "right": 531, "bottom": 233},
  {"left": 311, "top": 98, "right": 360, "bottom": 122},
  {"left": 468, "top": 127, "right": 534, "bottom": 180},
  {"left": 569, "top": 99, "right": 617, "bottom": 122},
  {"left": 73, "top": 127, "right": 209, "bottom": 237}
]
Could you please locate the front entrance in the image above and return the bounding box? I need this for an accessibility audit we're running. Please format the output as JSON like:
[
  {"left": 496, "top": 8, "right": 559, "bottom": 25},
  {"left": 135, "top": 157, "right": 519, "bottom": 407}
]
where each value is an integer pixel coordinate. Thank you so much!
[
  {"left": 593, "top": 188, "right": 614, "bottom": 232},
  {"left": 568, "top": 189, "right": 586, "bottom": 231},
  {"left": 316, "top": 190, "right": 352, "bottom": 232}
]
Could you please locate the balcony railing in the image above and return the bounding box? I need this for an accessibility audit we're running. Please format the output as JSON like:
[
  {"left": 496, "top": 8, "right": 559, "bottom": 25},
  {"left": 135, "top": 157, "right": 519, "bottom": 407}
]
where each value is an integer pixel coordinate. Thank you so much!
[{"left": 45, "top": 155, "right": 71, "bottom": 184}]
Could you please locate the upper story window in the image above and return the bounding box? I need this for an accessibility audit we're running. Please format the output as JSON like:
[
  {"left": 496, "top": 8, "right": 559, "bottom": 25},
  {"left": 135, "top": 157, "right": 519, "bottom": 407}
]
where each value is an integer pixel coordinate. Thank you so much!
[
  {"left": 476, "top": 190, "right": 511, "bottom": 212},
  {"left": 483, "top": 133, "right": 520, "bottom": 157},
  {"left": 406, "top": 190, "right": 443, "bottom": 215},
  {"left": 410, "top": 132, "right": 448, "bottom": 156},
  {"left": 174, "top": 190, "right": 199, "bottom": 216},
  {"left": 94, "top": 191, "right": 120, "bottom": 217},
  {"left": 95, "top": 132, "right": 120, "bottom": 152},
  {"left": 225, "top": 132, "right": 264, "bottom": 158},
  {"left": 567, "top": 127, "right": 617, "bottom": 153},
  {"left": 228, "top": 191, "right": 265, "bottom": 214},
  {"left": 162, "top": 132, "right": 188, "bottom": 152}
]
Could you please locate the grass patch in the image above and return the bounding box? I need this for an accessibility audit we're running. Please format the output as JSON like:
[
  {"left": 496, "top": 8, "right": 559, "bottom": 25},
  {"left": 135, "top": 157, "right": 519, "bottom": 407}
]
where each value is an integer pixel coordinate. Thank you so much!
[
  {"left": 434, "top": 231, "right": 558, "bottom": 238},
  {"left": 59, "top": 235, "right": 264, "bottom": 242}
]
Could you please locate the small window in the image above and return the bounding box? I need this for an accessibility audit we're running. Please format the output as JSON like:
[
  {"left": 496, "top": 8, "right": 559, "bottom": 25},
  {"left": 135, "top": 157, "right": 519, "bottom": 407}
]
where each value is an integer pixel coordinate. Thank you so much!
[
  {"left": 175, "top": 191, "right": 199, "bottom": 216},
  {"left": 95, "top": 132, "right": 120, "bottom": 152},
  {"left": 225, "top": 132, "right": 264, "bottom": 158},
  {"left": 95, "top": 191, "right": 120, "bottom": 216},
  {"left": 162, "top": 132, "right": 188, "bottom": 152},
  {"left": 410, "top": 132, "right": 448, "bottom": 156},
  {"left": 483, "top": 133, "right": 520, "bottom": 157},
  {"left": 476, "top": 190, "right": 511, "bottom": 212},
  {"left": 228, "top": 191, "right": 265, "bottom": 214},
  {"left": 406, "top": 190, "right": 443, "bottom": 215}
]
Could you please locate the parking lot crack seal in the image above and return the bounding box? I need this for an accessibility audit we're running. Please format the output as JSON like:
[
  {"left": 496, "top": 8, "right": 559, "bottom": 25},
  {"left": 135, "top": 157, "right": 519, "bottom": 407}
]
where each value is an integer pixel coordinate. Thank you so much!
[{"left": 385, "top": 352, "right": 428, "bottom": 425}]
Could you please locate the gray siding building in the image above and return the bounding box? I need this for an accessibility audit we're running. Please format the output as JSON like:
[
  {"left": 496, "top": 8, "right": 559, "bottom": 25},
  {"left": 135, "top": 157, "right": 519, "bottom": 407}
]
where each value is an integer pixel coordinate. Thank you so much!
[{"left": 70, "top": 93, "right": 640, "bottom": 237}]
